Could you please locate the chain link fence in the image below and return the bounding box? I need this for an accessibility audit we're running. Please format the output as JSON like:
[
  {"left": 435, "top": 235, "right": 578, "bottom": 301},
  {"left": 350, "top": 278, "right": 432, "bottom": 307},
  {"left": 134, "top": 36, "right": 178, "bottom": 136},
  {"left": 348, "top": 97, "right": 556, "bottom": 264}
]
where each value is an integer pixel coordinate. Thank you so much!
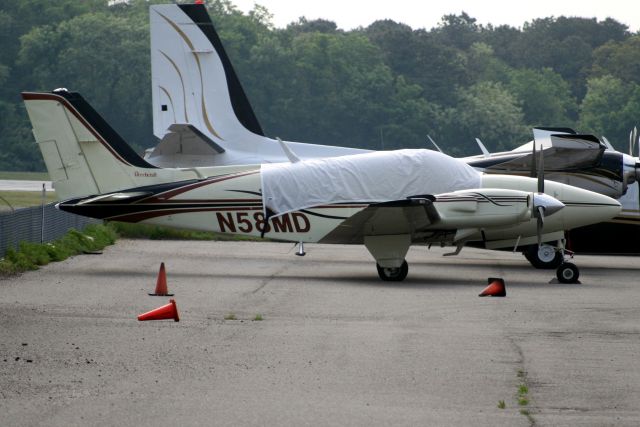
[{"left": 0, "top": 203, "right": 101, "bottom": 257}]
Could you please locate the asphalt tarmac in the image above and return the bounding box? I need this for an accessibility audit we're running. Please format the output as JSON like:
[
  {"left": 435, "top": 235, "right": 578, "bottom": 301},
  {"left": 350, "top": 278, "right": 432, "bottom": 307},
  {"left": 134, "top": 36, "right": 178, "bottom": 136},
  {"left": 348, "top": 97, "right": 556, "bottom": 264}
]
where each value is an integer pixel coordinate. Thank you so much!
[{"left": 1, "top": 240, "right": 639, "bottom": 426}]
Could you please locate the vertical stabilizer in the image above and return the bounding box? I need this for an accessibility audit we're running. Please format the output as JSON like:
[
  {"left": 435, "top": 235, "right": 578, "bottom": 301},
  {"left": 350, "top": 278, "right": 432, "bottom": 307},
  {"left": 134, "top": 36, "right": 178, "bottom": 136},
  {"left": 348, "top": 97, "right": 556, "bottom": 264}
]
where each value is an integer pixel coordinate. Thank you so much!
[
  {"left": 150, "top": 4, "right": 264, "bottom": 143},
  {"left": 22, "top": 91, "right": 178, "bottom": 200}
]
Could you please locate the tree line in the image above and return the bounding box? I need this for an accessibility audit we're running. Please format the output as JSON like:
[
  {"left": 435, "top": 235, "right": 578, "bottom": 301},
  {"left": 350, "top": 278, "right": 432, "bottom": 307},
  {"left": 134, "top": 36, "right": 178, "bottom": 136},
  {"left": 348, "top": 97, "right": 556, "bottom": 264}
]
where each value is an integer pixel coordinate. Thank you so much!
[{"left": 1, "top": 0, "right": 639, "bottom": 171}]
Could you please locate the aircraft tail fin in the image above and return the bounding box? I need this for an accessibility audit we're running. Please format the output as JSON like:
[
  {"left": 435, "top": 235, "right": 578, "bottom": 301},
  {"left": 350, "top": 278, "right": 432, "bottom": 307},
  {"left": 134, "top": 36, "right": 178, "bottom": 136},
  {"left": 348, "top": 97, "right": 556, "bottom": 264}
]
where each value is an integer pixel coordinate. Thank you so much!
[
  {"left": 22, "top": 90, "right": 161, "bottom": 200},
  {"left": 150, "top": 3, "right": 264, "bottom": 143}
]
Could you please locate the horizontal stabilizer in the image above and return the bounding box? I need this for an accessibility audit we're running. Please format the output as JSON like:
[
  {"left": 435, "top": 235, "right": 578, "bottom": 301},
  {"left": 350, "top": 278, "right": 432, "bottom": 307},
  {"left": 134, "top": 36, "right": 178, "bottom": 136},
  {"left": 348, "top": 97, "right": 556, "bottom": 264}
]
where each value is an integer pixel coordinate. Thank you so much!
[{"left": 147, "top": 124, "right": 226, "bottom": 158}]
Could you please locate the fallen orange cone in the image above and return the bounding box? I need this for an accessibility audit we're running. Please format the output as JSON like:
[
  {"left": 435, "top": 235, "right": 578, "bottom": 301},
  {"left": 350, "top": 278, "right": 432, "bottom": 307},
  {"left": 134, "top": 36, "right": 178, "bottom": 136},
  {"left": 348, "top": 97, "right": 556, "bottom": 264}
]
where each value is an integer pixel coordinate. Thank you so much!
[
  {"left": 479, "top": 278, "right": 506, "bottom": 297},
  {"left": 138, "top": 299, "right": 180, "bottom": 322},
  {"left": 149, "top": 262, "right": 174, "bottom": 296}
]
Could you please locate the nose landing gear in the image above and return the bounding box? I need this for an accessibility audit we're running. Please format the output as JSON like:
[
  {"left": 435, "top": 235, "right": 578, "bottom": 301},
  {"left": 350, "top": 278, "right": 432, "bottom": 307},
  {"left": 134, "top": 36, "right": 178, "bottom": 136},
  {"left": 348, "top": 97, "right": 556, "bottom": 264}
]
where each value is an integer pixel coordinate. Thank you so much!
[
  {"left": 376, "top": 261, "right": 409, "bottom": 282},
  {"left": 556, "top": 262, "right": 579, "bottom": 283},
  {"left": 553, "top": 239, "right": 580, "bottom": 284}
]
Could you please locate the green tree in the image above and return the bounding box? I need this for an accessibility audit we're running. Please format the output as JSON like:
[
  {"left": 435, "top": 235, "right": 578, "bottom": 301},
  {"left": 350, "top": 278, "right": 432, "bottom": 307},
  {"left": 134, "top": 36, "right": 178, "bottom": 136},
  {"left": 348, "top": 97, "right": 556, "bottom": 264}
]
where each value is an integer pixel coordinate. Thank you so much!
[
  {"left": 506, "top": 68, "right": 576, "bottom": 126},
  {"left": 579, "top": 75, "right": 640, "bottom": 151},
  {"left": 465, "top": 42, "right": 511, "bottom": 84},
  {"left": 448, "top": 81, "right": 528, "bottom": 153},
  {"left": 591, "top": 36, "right": 640, "bottom": 85},
  {"left": 365, "top": 20, "right": 469, "bottom": 106}
]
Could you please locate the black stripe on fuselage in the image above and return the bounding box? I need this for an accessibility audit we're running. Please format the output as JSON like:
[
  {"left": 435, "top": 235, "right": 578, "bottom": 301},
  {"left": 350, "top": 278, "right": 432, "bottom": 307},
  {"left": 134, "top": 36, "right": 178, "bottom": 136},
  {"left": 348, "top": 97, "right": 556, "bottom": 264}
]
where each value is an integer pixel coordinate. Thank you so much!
[{"left": 178, "top": 4, "right": 265, "bottom": 137}]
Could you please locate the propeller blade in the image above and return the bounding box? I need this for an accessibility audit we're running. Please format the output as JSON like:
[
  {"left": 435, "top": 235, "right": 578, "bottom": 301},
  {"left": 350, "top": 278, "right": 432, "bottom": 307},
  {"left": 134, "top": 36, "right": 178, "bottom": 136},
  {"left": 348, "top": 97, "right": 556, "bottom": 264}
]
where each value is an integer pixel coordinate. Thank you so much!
[
  {"left": 531, "top": 138, "right": 537, "bottom": 178},
  {"left": 536, "top": 204, "right": 546, "bottom": 248},
  {"left": 537, "top": 141, "right": 544, "bottom": 194},
  {"left": 537, "top": 205, "right": 545, "bottom": 225},
  {"left": 536, "top": 209, "right": 544, "bottom": 247}
]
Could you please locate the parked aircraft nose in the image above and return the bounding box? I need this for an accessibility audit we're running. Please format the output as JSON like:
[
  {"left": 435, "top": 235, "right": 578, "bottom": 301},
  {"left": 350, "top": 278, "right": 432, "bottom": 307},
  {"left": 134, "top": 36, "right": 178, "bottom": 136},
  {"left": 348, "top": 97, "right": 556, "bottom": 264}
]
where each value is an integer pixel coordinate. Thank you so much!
[{"left": 559, "top": 185, "right": 621, "bottom": 230}]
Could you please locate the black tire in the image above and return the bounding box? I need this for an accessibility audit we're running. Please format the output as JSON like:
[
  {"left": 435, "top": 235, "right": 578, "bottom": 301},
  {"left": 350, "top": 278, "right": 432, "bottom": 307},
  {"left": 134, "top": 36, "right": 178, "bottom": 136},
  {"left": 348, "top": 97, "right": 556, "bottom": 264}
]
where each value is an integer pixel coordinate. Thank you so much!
[
  {"left": 376, "top": 261, "right": 408, "bottom": 282},
  {"left": 556, "top": 262, "right": 579, "bottom": 284},
  {"left": 523, "top": 244, "right": 563, "bottom": 269}
]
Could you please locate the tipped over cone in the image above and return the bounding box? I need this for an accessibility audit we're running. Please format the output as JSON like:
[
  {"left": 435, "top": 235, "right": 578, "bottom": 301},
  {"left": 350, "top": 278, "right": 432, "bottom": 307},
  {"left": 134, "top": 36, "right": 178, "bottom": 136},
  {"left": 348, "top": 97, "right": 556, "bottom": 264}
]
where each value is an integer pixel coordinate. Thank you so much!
[
  {"left": 479, "top": 278, "right": 506, "bottom": 297},
  {"left": 138, "top": 299, "right": 180, "bottom": 322},
  {"left": 149, "top": 262, "right": 174, "bottom": 296}
]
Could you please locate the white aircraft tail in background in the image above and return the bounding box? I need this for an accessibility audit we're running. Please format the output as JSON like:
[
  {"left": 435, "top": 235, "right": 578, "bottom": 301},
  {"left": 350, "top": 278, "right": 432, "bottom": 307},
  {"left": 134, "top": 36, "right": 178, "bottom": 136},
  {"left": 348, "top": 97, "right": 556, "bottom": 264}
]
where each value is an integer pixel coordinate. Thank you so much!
[{"left": 148, "top": 3, "right": 368, "bottom": 167}]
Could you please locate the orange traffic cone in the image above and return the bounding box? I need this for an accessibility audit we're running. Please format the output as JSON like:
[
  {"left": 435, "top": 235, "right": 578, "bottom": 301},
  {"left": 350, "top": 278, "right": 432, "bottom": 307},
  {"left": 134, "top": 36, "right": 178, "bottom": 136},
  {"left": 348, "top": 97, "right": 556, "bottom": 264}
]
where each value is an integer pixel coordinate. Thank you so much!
[
  {"left": 138, "top": 299, "right": 180, "bottom": 322},
  {"left": 149, "top": 262, "right": 174, "bottom": 296},
  {"left": 479, "top": 278, "right": 506, "bottom": 297}
]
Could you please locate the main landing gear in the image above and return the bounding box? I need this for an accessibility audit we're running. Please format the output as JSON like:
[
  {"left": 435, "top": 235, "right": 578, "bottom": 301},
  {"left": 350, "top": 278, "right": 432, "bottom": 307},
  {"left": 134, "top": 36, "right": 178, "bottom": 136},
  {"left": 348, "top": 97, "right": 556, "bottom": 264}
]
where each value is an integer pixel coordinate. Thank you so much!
[
  {"left": 376, "top": 260, "right": 409, "bottom": 282},
  {"left": 523, "top": 244, "right": 563, "bottom": 269}
]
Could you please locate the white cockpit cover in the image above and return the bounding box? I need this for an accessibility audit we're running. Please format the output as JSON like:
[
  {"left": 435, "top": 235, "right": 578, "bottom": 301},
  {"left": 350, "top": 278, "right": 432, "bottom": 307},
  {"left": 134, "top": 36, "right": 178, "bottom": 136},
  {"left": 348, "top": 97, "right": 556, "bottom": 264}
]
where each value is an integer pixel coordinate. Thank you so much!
[{"left": 261, "top": 149, "right": 481, "bottom": 215}]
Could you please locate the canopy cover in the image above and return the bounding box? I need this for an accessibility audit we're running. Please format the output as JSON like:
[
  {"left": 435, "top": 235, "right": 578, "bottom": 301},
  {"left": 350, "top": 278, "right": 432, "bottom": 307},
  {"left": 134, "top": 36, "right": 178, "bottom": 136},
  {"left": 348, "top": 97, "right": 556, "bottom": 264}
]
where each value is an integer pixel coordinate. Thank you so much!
[{"left": 261, "top": 149, "right": 481, "bottom": 216}]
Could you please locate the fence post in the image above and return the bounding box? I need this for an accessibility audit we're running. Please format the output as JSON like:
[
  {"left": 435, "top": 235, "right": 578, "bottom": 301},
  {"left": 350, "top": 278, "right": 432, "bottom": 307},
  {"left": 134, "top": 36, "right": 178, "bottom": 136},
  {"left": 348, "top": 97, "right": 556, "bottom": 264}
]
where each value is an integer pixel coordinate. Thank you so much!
[{"left": 41, "top": 183, "right": 46, "bottom": 243}]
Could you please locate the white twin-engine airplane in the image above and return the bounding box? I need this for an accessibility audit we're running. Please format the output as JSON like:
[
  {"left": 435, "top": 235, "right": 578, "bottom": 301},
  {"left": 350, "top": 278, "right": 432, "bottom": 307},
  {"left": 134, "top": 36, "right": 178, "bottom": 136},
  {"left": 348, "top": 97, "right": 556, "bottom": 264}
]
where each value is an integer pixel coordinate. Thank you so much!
[{"left": 22, "top": 90, "right": 620, "bottom": 282}]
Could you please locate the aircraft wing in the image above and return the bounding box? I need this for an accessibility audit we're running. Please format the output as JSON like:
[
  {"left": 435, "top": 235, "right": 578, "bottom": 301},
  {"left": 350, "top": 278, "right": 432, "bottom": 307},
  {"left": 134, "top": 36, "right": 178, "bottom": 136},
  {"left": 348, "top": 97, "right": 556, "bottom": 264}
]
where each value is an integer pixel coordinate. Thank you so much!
[
  {"left": 318, "top": 187, "right": 541, "bottom": 245},
  {"left": 319, "top": 196, "right": 440, "bottom": 244},
  {"left": 146, "top": 124, "right": 225, "bottom": 159}
]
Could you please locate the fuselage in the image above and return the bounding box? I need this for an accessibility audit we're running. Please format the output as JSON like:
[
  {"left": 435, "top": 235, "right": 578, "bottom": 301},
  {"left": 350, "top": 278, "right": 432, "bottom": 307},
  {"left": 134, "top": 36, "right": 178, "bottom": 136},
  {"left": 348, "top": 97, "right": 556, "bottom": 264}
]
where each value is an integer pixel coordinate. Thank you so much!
[{"left": 57, "top": 167, "right": 620, "bottom": 250}]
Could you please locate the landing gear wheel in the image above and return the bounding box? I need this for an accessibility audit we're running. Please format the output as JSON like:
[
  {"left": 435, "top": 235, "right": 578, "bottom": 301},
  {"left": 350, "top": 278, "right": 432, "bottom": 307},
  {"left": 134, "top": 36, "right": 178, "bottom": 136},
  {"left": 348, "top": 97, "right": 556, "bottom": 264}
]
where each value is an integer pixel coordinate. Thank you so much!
[
  {"left": 556, "top": 262, "right": 579, "bottom": 284},
  {"left": 376, "top": 261, "right": 409, "bottom": 282},
  {"left": 524, "top": 244, "right": 563, "bottom": 269}
]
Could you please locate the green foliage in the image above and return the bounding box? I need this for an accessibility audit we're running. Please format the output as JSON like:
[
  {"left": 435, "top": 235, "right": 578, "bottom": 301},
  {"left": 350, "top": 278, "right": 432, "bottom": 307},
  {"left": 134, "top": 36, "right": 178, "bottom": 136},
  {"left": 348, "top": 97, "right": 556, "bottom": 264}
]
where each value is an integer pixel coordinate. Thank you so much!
[
  {"left": 4, "top": 248, "right": 38, "bottom": 271},
  {"left": 506, "top": 68, "right": 576, "bottom": 125},
  {"left": 450, "top": 81, "right": 529, "bottom": 151},
  {"left": 591, "top": 36, "right": 640, "bottom": 85},
  {"left": 0, "top": 224, "right": 117, "bottom": 277},
  {"left": 1, "top": 2, "right": 639, "bottom": 167},
  {"left": 579, "top": 75, "right": 640, "bottom": 150},
  {"left": 18, "top": 242, "right": 50, "bottom": 266}
]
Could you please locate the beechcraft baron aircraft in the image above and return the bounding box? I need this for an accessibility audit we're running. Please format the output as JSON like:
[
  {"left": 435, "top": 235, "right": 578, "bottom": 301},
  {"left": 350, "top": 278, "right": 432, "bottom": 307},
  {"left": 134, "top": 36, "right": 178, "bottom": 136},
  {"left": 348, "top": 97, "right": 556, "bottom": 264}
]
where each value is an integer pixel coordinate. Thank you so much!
[
  {"left": 146, "top": 3, "right": 640, "bottom": 267},
  {"left": 22, "top": 90, "right": 620, "bottom": 282}
]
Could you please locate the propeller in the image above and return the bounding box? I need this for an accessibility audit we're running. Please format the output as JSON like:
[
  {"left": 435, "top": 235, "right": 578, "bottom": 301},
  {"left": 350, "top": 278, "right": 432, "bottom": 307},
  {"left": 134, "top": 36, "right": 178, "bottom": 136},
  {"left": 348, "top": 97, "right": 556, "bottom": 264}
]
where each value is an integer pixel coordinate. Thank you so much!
[
  {"left": 629, "top": 127, "right": 638, "bottom": 157},
  {"left": 530, "top": 131, "right": 564, "bottom": 247},
  {"left": 537, "top": 136, "right": 544, "bottom": 194},
  {"left": 534, "top": 134, "right": 545, "bottom": 246},
  {"left": 530, "top": 138, "right": 537, "bottom": 178},
  {"left": 532, "top": 193, "right": 565, "bottom": 246}
]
